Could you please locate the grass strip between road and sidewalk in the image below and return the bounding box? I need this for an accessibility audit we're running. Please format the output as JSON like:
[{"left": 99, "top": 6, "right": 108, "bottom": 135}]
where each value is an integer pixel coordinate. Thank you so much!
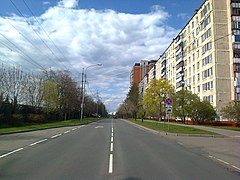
[
  {"left": 129, "top": 119, "right": 218, "bottom": 135},
  {"left": 0, "top": 118, "right": 98, "bottom": 135}
]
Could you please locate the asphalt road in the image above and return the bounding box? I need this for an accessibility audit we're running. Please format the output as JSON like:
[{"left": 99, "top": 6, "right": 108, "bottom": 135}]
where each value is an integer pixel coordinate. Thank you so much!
[{"left": 0, "top": 118, "right": 239, "bottom": 180}]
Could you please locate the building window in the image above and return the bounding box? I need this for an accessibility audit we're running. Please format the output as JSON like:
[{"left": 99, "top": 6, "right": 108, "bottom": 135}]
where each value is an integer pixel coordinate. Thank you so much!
[
  {"left": 201, "top": 15, "right": 211, "bottom": 30},
  {"left": 197, "top": 62, "right": 200, "bottom": 70},
  {"left": 201, "top": 28, "right": 212, "bottom": 42},
  {"left": 202, "top": 54, "right": 212, "bottom": 66},
  {"left": 193, "top": 65, "right": 195, "bottom": 74},
  {"left": 202, "top": 81, "right": 213, "bottom": 91},
  {"left": 203, "top": 95, "right": 213, "bottom": 103},
  {"left": 198, "top": 85, "right": 200, "bottom": 92},
  {"left": 202, "top": 67, "right": 213, "bottom": 79},
  {"left": 202, "top": 42, "right": 212, "bottom": 54},
  {"left": 232, "top": 8, "right": 240, "bottom": 16},
  {"left": 201, "top": 3, "right": 210, "bottom": 18},
  {"left": 233, "top": 35, "right": 240, "bottom": 43},
  {"left": 192, "top": 21, "right": 194, "bottom": 29},
  {"left": 233, "top": 21, "right": 240, "bottom": 29},
  {"left": 197, "top": 73, "right": 200, "bottom": 81}
]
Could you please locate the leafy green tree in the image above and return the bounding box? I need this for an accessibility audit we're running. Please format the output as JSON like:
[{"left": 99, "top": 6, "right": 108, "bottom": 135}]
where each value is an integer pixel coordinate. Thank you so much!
[
  {"left": 43, "top": 80, "right": 59, "bottom": 113},
  {"left": 126, "top": 85, "right": 139, "bottom": 120},
  {"left": 172, "top": 89, "right": 199, "bottom": 124},
  {"left": 221, "top": 101, "right": 240, "bottom": 124},
  {"left": 142, "top": 79, "right": 174, "bottom": 120},
  {"left": 187, "top": 100, "right": 216, "bottom": 124}
]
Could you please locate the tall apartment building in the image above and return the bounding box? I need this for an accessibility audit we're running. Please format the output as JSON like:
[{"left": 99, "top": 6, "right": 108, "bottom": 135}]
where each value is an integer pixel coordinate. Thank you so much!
[
  {"left": 139, "top": 0, "right": 240, "bottom": 119},
  {"left": 130, "top": 60, "right": 157, "bottom": 87}
]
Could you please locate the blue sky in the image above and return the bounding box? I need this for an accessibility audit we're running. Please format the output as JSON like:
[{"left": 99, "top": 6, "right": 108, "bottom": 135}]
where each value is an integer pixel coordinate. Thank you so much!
[{"left": 0, "top": 0, "right": 204, "bottom": 112}]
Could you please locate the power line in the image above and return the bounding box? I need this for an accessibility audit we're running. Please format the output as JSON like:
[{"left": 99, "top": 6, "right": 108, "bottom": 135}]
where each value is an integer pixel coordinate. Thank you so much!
[
  {"left": 3, "top": 16, "right": 62, "bottom": 69},
  {"left": 0, "top": 32, "right": 47, "bottom": 72},
  {"left": 9, "top": 0, "right": 69, "bottom": 70},
  {"left": 22, "top": 0, "right": 81, "bottom": 75}
]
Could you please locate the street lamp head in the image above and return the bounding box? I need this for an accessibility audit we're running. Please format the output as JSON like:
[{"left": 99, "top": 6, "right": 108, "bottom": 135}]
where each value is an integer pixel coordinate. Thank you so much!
[{"left": 97, "top": 63, "right": 102, "bottom": 66}]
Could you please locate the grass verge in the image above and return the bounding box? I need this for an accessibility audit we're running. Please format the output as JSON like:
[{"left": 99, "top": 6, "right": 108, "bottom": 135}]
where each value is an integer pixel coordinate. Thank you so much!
[
  {"left": 0, "top": 118, "right": 98, "bottom": 135},
  {"left": 129, "top": 119, "right": 218, "bottom": 135}
]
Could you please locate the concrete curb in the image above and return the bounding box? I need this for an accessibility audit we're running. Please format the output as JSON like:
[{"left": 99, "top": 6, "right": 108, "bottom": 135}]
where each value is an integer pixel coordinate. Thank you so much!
[{"left": 123, "top": 119, "right": 225, "bottom": 138}]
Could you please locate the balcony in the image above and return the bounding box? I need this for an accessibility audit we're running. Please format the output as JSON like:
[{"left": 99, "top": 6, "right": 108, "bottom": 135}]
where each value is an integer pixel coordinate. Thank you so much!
[
  {"left": 176, "top": 76, "right": 183, "bottom": 83},
  {"left": 233, "top": 57, "right": 240, "bottom": 63},
  {"left": 233, "top": 43, "right": 240, "bottom": 49},
  {"left": 231, "top": 2, "right": 240, "bottom": 8},
  {"left": 176, "top": 66, "right": 183, "bottom": 74},
  {"left": 175, "top": 38, "right": 182, "bottom": 47},
  {"left": 175, "top": 48, "right": 182, "bottom": 56}
]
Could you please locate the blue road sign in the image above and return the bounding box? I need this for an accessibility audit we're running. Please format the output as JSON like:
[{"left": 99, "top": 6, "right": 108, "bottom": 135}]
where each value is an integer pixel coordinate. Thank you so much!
[{"left": 165, "top": 98, "right": 173, "bottom": 105}]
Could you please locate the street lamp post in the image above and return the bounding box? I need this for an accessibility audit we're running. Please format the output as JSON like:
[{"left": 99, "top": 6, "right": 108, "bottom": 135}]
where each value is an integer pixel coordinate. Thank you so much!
[{"left": 80, "top": 63, "right": 102, "bottom": 120}]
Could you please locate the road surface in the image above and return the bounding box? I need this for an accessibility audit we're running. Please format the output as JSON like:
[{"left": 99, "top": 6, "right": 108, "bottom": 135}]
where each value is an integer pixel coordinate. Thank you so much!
[{"left": 0, "top": 118, "right": 239, "bottom": 179}]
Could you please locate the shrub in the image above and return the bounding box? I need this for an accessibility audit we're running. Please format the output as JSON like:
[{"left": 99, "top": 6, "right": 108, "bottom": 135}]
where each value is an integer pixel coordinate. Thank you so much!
[{"left": 28, "top": 114, "right": 45, "bottom": 123}]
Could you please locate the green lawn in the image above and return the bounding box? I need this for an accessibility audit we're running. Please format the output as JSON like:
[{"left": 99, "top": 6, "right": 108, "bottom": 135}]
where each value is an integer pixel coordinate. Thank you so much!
[
  {"left": 0, "top": 118, "right": 98, "bottom": 135},
  {"left": 129, "top": 119, "right": 218, "bottom": 135}
]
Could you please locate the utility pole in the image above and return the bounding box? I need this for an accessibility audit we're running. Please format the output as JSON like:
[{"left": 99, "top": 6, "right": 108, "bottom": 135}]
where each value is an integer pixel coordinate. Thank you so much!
[
  {"left": 80, "top": 68, "right": 84, "bottom": 120},
  {"left": 96, "top": 90, "right": 99, "bottom": 118}
]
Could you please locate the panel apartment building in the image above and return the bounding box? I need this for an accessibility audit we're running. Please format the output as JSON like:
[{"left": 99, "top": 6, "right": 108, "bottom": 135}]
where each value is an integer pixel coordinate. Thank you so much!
[
  {"left": 130, "top": 60, "right": 157, "bottom": 87},
  {"left": 139, "top": 0, "right": 240, "bottom": 118}
]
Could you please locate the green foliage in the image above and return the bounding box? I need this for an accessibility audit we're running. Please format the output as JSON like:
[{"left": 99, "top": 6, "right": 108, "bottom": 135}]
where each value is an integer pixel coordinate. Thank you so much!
[
  {"left": 187, "top": 100, "right": 216, "bottom": 124},
  {"left": 172, "top": 89, "right": 199, "bottom": 122},
  {"left": 221, "top": 101, "right": 240, "bottom": 123},
  {"left": 43, "top": 80, "right": 59, "bottom": 112},
  {"left": 117, "top": 84, "right": 140, "bottom": 119},
  {"left": 142, "top": 79, "right": 174, "bottom": 119}
]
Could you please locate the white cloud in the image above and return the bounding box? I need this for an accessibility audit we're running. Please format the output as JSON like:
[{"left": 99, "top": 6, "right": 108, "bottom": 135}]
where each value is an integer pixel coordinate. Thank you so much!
[
  {"left": 0, "top": 2, "right": 179, "bottom": 112},
  {"left": 57, "top": 0, "right": 79, "bottom": 9}
]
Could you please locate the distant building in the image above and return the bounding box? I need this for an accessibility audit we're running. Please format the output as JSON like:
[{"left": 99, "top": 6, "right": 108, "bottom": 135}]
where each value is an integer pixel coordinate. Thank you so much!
[{"left": 130, "top": 60, "right": 157, "bottom": 87}]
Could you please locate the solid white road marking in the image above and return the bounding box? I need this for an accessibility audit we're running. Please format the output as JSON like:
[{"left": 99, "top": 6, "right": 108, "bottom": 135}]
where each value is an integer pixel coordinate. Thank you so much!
[
  {"left": 177, "top": 142, "right": 183, "bottom": 145},
  {"left": 64, "top": 130, "right": 71, "bottom": 134},
  {"left": 111, "top": 137, "right": 113, "bottom": 142},
  {"left": 231, "top": 165, "right": 240, "bottom": 171},
  {"left": 30, "top": 139, "right": 47, "bottom": 146},
  {"left": 51, "top": 134, "right": 62, "bottom": 139},
  {"left": 0, "top": 148, "right": 24, "bottom": 159},
  {"left": 111, "top": 132, "right": 113, "bottom": 137},
  {"left": 109, "top": 154, "right": 113, "bottom": 173},
  {"left": 110, "top": 143, "right": 113, "bottom": 152},
  {"left": 217, "top": 158, "right": 230, "bottom": 165},
  {"left": 72, "top": 128, "right": 77, "bottom": 131}
]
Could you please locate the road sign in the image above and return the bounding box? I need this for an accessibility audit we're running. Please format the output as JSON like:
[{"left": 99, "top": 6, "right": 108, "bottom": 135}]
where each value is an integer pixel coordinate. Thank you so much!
[
  {"left": 165, "top": 98, "right": 173, "bottom": 105},
  {"left": 165, "top": 105, "right": 172, "bottom": 114}
]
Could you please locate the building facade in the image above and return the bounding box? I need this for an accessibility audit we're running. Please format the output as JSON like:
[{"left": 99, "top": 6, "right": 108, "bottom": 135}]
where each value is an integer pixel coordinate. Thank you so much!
[
  {"left": 130, "top": 60, "right": 157, "bottom": 87},
  {"left": 137, "top": 0, "right": 240, "bottom": 119}
]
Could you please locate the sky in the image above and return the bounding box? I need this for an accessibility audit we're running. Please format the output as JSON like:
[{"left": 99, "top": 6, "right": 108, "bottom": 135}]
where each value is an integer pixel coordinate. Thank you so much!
[{"left": 0, "top": 0, "right": 204, "bottom": 113}]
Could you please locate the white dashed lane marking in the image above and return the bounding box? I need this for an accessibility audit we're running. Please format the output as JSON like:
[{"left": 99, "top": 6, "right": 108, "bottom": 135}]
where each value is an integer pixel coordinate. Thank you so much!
[
  {"left": 30, "top": 139, "right": 48, "bottom": 146},
  {"left": 51, "top": 134, "right": 62, "bottom": 139},
  {"left": 208, "top": 155, "right": 240, "bottom": 172},
  {"left": 0, "top": 148, "right": 24, "bottom": 159}
]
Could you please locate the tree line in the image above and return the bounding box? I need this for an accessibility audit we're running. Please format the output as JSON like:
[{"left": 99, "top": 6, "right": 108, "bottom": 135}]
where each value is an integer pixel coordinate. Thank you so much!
[
  {"left": 117, "top": 78, "right": 240, "bottom": 125},
  {"left": 0, "top": 65, "right": 108, "bottom": 127}
]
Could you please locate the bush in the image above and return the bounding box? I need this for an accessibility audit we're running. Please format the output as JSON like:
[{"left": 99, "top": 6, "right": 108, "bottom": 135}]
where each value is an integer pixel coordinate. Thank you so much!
[
  {"left": 28, "top": 114, "right": 45, "bottom": 123},
  {"left": 11, "top": 114, "right": 24, "bottom": 126}
]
